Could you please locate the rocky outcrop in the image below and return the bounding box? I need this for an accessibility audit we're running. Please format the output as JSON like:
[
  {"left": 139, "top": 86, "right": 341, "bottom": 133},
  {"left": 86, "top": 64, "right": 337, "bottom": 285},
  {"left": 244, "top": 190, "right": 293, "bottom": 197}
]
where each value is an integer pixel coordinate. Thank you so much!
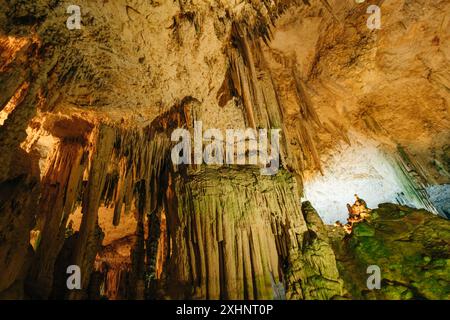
[
  {"left": 285, "top": 201, "right": 344, "bottom": 299},
  {"left": 0, "top": 147, "right": 39, "bottom": 298},
  {"left": 329, "top": 204, "right": 450, "bottom": 300},
  {"left": 0, "top": 0, "right": 449, "bottom": 301}
]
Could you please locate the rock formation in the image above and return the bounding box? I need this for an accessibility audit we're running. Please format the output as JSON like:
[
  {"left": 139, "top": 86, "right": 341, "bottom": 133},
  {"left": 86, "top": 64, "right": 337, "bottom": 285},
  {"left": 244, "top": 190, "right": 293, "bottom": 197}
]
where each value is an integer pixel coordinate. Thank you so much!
[
  {"left": 0, "top": 0, "right": 449, "bottom": 300},
  {"left": 329, "top": 204, "right": 450, "bottom": 300}
]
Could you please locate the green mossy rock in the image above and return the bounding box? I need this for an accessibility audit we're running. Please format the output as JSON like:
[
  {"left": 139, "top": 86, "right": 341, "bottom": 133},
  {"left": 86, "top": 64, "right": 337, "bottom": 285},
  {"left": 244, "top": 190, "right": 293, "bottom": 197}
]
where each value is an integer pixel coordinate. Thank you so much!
[
  {"left": 329, "top": 203, "right": 450, "bottom": 300},
  {"left": 285, "top": 202, "right": 345, "bottom": 300}
]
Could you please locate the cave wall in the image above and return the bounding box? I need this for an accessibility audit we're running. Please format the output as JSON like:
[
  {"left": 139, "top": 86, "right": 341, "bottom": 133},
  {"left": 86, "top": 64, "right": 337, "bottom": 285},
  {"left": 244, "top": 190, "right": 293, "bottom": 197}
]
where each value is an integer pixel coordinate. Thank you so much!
[{"left": 0, "top": 0, "right": 449, "bottom": 300}]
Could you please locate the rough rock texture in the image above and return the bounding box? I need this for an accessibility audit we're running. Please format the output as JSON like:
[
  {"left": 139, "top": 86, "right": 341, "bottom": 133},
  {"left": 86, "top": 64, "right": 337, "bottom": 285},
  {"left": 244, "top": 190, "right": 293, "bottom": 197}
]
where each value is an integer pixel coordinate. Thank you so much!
[
  {"left": 161, "top": 167, "right": 344, "bottom": 300},
  {"left": 285, "top": 201, "right": 344, "bottom": 299},
  {"left": 0, "top": 148, "right": 39, "bottom": 298},
  {"left": 0, "top": 0, "right": 449, "bottom": 300},
  {"left": 329, "top": 204, "right": 450, "bottom": 300},
  {"left": 164, "top": 166, "right": 297, "bottom": 299}
]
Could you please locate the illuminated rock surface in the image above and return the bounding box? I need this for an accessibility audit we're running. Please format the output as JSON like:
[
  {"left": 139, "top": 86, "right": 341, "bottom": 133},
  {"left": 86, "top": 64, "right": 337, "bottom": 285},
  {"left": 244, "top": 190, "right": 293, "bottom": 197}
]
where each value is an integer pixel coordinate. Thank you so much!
[
  {"left": 0, "top": 0, "right": 449, "bottom": 300},
  {"left": 329, "top": 204, "right": 450, "bottom": 300}
]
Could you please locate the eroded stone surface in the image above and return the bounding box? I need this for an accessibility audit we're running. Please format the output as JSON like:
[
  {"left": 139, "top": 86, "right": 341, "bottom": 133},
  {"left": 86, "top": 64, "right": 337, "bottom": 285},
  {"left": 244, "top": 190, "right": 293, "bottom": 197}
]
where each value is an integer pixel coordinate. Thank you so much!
[
  {"left": 0, "top": 0, "right": 449, "bottom": 300},
  {"left": 329, "top": 203, "right": 450, "bottom": 300}
]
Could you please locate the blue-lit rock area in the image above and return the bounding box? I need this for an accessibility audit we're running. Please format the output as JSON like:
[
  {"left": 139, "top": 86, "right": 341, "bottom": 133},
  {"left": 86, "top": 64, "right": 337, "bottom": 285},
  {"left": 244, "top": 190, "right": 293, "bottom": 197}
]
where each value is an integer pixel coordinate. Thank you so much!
[{"left": 427, "top": 185, "right": 450, "bottom": 219}]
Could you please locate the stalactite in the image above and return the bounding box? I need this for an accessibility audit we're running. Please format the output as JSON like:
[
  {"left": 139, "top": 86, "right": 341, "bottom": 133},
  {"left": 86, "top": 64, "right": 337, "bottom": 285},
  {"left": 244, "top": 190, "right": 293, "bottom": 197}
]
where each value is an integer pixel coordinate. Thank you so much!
[
  {"left": 0, "top": 81, "right": 29, "bottom": 126},
  {"left": 226, "top": 24, "right": 324, "bottom": 177},
  {"left": 227, "top": 52, "right": 250, "bottom": 127},
  {"left": 68, "top": 124, "right": 115, "bottom": 299},
  {"left": 393, "top": 146, "right": 439, "bottom": 215},
  {"left": 42, "top": 101, "right": 190, "bottom": 299},
  {"left": 28, "top": 140, "right": 87, "bottom": 298},
  {"left": 162, "top": 166, "right": 317, "bottom": 299},
  {"left": 129, "top": 181, "right": 146, "bottom": 300},
  {"left": 145, "top": 208, "right": 162, "bottom": 299},
  {"left": 11, "top": 9, "right": 328, "bottom": 298},
  {"left": 155, "top": 210, "right": 168, "bottom": 284}
]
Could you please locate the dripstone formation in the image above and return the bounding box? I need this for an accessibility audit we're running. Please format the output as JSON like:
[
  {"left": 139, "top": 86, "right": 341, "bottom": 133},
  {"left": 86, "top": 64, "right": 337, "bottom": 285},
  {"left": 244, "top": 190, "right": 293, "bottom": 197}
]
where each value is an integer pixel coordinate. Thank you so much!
[{"left": 0, "top": 0, "right": 449, "bottom": 300}]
